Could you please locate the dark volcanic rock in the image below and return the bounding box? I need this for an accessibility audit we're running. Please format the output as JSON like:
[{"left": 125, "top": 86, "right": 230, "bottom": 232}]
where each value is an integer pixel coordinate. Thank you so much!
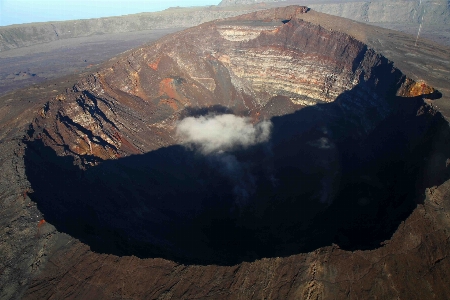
[{"left": 1, "top": 5, "right": 450, "bottom": 300}]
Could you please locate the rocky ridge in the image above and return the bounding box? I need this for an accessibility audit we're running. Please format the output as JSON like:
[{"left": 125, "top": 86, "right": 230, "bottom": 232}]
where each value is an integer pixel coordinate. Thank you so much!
[
  {"left": 219, "top": 0, "right": 450, "bottom": 26},
  {"left": 307, "top": 0, "right": 450, "bottom": 25},
  {"left": 0, "top": 7, "right": 256, "bottom": 51}
]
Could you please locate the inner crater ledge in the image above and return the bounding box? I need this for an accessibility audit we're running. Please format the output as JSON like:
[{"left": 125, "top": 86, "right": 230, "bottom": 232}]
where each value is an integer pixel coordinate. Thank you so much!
[{"left": 24, "top": 7, "right": 449, "bottom": 265}]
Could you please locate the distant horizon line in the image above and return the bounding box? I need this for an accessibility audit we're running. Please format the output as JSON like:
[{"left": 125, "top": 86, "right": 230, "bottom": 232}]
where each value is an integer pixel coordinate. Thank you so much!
[
  {"left": 0, "top": 5, "right": 215, "bottom": 27},
  {"left": 0, "top": 0, "right": 221, "bottom": 27}
]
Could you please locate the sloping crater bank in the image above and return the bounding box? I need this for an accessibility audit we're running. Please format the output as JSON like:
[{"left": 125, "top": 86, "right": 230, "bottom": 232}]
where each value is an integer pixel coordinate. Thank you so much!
[{"left": 23, "top": 6, "right": 450, "bottom": 266}]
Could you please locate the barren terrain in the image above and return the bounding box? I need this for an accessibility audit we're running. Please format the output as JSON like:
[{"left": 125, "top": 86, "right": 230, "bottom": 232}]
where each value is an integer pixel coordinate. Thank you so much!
[
  {"left": 0, "top": 4, "right": 450, "bottom": 300},
  {"left": 1, "top": 0, "right": 449, "bottom": 97},
  {"left": 0, "top": 28, "right": 183, "bottom": 96}
]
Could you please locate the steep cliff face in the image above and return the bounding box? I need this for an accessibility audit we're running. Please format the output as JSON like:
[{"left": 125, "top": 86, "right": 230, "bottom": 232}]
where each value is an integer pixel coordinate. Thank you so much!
[
  {"left": 29, "top": 8, "right": 405, "bottom": 162},
  {"left": 2, "top": 5, "right": 450, "bottom": 300}
]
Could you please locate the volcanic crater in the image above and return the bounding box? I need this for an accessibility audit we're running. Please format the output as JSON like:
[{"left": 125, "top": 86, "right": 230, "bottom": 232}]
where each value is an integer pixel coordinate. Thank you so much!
[{"left": 23, "top": 6, "right": 449, "bottom": 266}]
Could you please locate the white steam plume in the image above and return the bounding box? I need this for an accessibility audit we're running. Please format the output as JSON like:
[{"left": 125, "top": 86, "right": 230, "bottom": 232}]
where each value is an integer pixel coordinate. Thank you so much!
[
  {"left": 176, "top": 114, "right": 272, "bottom": 154},
  {"left": 176, "top": 114, "right": 273, "bottom": 206}
]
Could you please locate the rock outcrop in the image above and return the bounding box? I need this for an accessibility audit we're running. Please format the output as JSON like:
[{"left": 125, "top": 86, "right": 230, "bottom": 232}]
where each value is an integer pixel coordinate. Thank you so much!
[{"left": 1, "top": 6, "right": 450, "bottom": 299}]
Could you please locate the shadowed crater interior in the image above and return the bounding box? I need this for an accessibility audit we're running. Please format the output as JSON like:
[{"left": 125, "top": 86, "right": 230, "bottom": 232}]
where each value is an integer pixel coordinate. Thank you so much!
[{"left": 25, "top": 88, "right": 450, "bottom": 265}]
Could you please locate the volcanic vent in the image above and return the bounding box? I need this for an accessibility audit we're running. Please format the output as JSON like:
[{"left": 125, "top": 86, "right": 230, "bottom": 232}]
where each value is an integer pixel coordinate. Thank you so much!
[{"left": 24, "top": 6, "right": 447, "bottom": 265}]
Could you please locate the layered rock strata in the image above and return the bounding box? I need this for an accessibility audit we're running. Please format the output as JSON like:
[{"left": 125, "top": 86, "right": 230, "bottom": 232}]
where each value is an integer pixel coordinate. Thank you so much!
[{"left": 31, "top": 7, "right": 405, "bottom": 161}]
